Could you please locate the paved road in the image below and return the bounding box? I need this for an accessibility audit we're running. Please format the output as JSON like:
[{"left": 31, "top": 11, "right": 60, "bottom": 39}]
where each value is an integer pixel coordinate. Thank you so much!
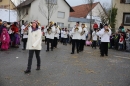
[{"left": 0, "top": 43, "right": 130, "bottom": 86}]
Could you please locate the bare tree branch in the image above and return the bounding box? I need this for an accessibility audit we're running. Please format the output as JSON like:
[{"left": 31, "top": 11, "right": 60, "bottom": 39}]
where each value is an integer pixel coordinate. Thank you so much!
[{"left": 39, "top": 0, "right": 58, "bottom": 24}]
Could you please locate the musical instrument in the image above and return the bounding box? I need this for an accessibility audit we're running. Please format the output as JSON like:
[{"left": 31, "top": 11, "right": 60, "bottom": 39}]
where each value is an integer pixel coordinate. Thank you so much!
[
  {"left": 47, "top": 26, "right": 52, "bottom": 35},
  {"left": 105, "top": 28, "right": 109, "bottom": 32},
  {"left": 81, "top": 27, "right": 85, "bottom": 36},
  {"left": 74, "top": 26, "right": 79, "bottom": 32},
  {"left": 24, "top": 22, "right": 32, "bottom": 31}
]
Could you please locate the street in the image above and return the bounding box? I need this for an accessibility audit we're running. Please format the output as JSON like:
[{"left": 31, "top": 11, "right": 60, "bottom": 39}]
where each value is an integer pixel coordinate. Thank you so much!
[{"left": 0, "top": 43, "right": 130, "bottom": 86}]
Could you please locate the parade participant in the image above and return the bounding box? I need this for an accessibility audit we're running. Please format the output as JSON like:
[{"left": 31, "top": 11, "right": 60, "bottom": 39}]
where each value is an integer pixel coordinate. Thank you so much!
[
  {"left": 71, "top": 22, "right": 82, "bottom": 54},
  {"left": 92, "top": 29, "right": 97, "bottom": 49},
  {"left": 1, "top": 28, "right": 10, "bottom": 50},
  {"left": 45, "top": 21, "right": 55, "bottom": 52},
  {"left": 24, "top": 21, "right": 42, "bottom": 74},
  {"left": 79, "top": 24, "right": 88, "bottom": 52},
  {"left": 44, "top": 26, "right": 48, "bottom": 44},
  {"left": 125, "top": 29, "right": 130, "bottom": 52},
  {"left": 60, "top": 28, "right": 64, "bottom": 43},
  {"left": 63, "top": 28, "right": 68, "bottom": 45},
  {"left": 54, "top": 23, "right": 60, "bottom": 48},
  {"left": 98, "top": 24, "right": 111, "bottom": 57},
  {"left": 21, "top": 23, "right": 25, "bottom": 41},
  {"left": 69, "top": 30, "right": 72, "bottom": 44},
  {"left": 22, "top": 24, "right": 28, "bottom": 50},
  {"left": 93, "top": 22, "right": 98, "bottom": 30}
]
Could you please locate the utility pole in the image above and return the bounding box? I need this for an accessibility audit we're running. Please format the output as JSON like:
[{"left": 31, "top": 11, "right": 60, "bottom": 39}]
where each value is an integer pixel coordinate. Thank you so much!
[
  {"left": 89, "top": 0, "right": 93, "bottom": 39},
  {"left": 48, "top": 0, "right": 49, "bottom": 24},
  {"left": 9, "top": 0, "right": 10, "bottom": 22}
]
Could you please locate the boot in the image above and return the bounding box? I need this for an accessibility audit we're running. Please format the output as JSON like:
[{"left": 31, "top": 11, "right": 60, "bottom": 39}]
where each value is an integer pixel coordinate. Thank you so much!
[
  {"left": 36, "top": 66, "right": 40, "bottom": 70},
  {"left": 24, "top": 70, "right": 31, "bottom": 74}
]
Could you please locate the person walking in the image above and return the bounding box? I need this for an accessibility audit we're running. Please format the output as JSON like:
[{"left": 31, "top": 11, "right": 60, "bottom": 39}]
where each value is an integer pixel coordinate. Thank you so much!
[
  {"left": 22, "top": 24, "right": 28, "bottom": 50},
  {"left": 98, "top": 24, "right": 111, "bottom": 57},
  {"left": 79, "top": 23, "right": 88, "bottom": 52},
  {"left": 54, "top": 23, "right": 60, "bottom": 48},
  {"left": 45, "top": 21, "right": 55, "bottom": 52},
  {"left": 71, "top": 22, "right": 82, "bottom": 54},
  {"left": 92, "top": 29, "right": 97, "bottom": 49},
  {"left": 24, "top": 21, "right": 42, "bottom": 74}
]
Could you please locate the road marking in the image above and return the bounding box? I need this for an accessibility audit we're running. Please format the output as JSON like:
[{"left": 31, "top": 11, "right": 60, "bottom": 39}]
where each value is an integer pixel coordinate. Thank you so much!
[{"left": 114, "top": 55, "right": 130, "bottom": 60}]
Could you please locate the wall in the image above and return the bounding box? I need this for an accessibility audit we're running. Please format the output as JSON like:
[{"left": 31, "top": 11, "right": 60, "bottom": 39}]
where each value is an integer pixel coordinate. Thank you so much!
[
  {"left": 0, "top": 0, "right": 16, "bottom": 9},
  {"left": 86, "top": 3, "right": 107, "bottom": 25},
  {"left": 29, "top": 0, "right": 70, "bottom": 27},
  {"left": 113, "top": 0, "right": 130, "bottom": 29}
]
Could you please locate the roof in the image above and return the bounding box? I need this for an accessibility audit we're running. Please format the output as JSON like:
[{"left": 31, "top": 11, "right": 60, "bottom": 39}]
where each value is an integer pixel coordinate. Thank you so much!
[
  {"left": 10, "top": 0, "right": 17, "bottom": 8},
  {"left": 17, "top": 0, "right": 74, "bottom": 12},
  {"left": 70, "top": 2, "right": 99, "bottom": 18},
  {"left": 17, "top": 0, "right": 35, "bottom": 8},
  {"left": 64, "top": 0, "right": 74, "bottom": 12}
]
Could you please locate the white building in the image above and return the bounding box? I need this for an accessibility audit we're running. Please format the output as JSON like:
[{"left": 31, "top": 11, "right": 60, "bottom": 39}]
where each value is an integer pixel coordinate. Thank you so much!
[
  {"left": 0, "top": 9, "right": 17, "bottom": 22},
  {"left": 17, "top": 0, "right": 74, "bottom": 28}
]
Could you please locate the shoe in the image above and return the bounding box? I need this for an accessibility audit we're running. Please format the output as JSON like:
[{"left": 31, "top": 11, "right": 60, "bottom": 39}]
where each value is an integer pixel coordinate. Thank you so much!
[
  {"left": 46, "top": 50, "right": 49, "bottom": 52},
  {"left": 100, "top": 55, "right": 104, "bottom": 57},
  {"left": 24, "top": 70, "right": 31, "bottom": 74},
  {"left": 105, "top": 54, "right": 108, "bottom": 56},
  {"left": 36, "top": 66, "right": 40, "bottom": 70},
  {"left": 71, "top": 52, "right": 74, "bottom": 54},
  {"left": 51, "top": 49, "right": 53, "bottom": 51},
  {"left": 77, "top": 51, "right": 79, "bottom": 53}
]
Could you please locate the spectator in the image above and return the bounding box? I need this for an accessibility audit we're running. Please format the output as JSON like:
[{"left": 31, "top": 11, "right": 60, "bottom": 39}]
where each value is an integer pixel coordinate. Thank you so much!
[
  {"left": 93, "top": 22, "right": 98, "bottom": 30},
  {"left": 118, "top": 35, "right": 124, "bottom": 50},
  {"left": 0, "top": 28, "right": 10, "bottom": 50}
]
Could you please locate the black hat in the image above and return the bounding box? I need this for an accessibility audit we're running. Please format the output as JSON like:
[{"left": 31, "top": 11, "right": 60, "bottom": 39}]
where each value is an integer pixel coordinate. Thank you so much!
[{"left": 104, "top": 24, "right": 108, "bottom": 26}]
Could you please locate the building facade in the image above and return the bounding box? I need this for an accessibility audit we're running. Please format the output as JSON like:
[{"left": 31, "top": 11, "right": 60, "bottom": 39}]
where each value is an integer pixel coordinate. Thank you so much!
[
  {"left": 113, "top": 0, "right": 130, "bottom": 29},
  {"left": 0, "top": 0, "right": 16, "bottom": 9},
  {"left": 17, "top": 0, "right": 74, "bottom": 28}
]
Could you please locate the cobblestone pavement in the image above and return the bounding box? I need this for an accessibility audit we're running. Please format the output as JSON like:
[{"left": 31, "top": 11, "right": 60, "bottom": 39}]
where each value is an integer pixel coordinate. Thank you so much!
[{"left": 0, "top": 43, "right": 130, "bottom": 86}]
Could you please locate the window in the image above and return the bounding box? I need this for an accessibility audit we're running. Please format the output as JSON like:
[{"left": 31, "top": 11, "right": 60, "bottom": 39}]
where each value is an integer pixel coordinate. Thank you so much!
[
  {"left": 26, "top": 8, "right": 28, "bottom": 15},
  {"left": 126, "top": 0, "right": 130, "bottom": 3},
  {"left": 120, "top": 0, "right": 130, "bottom": 3},
  {"left": 57, "top": 22, "right": 64, "bottom": 28},
  {"left": 46, "top": 0, "right": 57, "bottom": 5},
  {"left": 0, "top": 0, "right": 2, "bottom": 2},
  {"left": 123, "top": 13, "right": 130, "bottom": 26},
  {"left": 68, "top": 24, "right": 70, "bottom": 28},
  {"left": 57, "top": 11, "right": 65, "bottom": 18}
]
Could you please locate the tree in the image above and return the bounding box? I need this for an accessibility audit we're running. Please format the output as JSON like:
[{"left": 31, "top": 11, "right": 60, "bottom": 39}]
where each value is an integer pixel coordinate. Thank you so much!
[
  {"left": 39, "top": 0, "right": 58, "bottom": 24},
  {"left": 109, "top": 4, "right": 118, "bottom": 32},
  {"left": 97, "top": 3, "right": 111, "bottom": 25},
  {"left": 82, "top": 0, "right": 94, "bottom": 40},
  {"left": 16, "top": 0, "right": 27, "bottom": 22}
]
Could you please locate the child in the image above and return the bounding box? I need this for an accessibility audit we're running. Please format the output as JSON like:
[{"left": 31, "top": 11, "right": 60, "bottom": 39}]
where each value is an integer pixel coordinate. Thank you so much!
[
  {"left": 119, "top": 35, "right": 124, "bottom": 50},
  {"left": 1, "top": 28, "right": 10, "bottom": 50}
]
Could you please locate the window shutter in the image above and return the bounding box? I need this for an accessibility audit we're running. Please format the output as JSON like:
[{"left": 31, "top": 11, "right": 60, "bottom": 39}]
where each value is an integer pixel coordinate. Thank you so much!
[{"left": 120, "top": 0, "right": 126, "bottom": 3}]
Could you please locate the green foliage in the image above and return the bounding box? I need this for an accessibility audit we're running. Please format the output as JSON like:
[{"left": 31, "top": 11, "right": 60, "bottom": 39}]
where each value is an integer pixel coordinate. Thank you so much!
[{"left": 109, "top": 4, "right": 118, "bottom": 32}]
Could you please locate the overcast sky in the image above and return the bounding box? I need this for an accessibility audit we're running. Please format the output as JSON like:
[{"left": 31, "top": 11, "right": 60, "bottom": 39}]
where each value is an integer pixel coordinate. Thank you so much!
[
  {"left": 11, "top": 0, "right": 112, "bottom": 7},
  {"left": 66, "top": 0, "right": 112, "bottom": 7}
]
